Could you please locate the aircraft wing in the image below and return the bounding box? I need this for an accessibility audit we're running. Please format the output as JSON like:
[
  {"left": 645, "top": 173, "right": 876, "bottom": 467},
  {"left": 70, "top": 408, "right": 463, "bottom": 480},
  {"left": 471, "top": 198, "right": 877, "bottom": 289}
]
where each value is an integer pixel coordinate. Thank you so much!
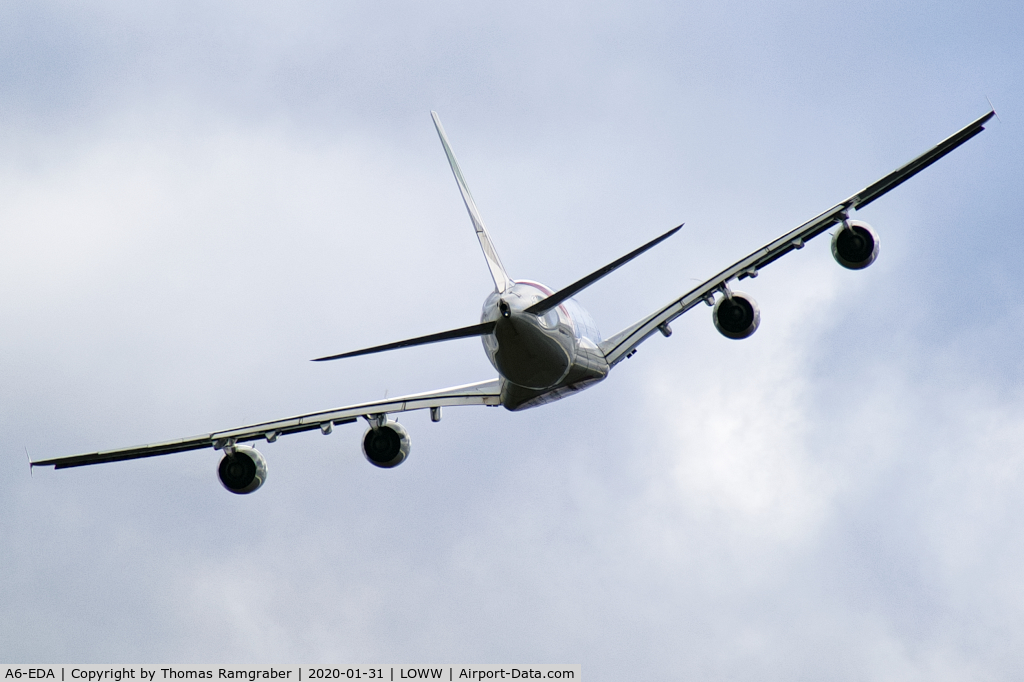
[
  {"left": 600, "top": 110, "right": 995, "bottom": 367},
  {"left": 31, "top": 379, "right": 502, "bottom": 469}
]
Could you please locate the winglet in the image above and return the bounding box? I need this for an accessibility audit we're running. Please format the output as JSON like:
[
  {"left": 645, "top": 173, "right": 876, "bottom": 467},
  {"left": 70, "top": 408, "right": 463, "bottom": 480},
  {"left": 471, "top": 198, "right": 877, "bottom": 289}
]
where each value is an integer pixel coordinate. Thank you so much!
[
  {"left": 431, "top": 112, "right": 513, "bottom": 293},
  {"left": 986, "top": 97, "right": 1000, "bottom": 123}
]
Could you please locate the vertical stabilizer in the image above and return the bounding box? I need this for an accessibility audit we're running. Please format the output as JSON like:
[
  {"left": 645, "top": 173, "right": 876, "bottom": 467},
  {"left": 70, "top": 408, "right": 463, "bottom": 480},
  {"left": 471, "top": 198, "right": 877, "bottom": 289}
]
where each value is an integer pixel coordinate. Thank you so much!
[{"left": 431, "top": 111, "right": 513, "bottom": 293}]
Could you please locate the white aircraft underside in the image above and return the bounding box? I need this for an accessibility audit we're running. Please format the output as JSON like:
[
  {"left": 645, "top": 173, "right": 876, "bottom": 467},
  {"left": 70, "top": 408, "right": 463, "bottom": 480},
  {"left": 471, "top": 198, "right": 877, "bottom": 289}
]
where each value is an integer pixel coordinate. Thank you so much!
[{"left": 32, "top": 109, "right": 996, "bottom": 493}]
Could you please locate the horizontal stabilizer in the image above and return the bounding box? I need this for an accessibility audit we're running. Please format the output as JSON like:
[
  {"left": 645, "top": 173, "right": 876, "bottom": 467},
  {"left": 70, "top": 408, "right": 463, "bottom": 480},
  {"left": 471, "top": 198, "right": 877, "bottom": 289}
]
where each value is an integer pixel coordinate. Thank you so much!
[
  {"left": 313, "top": 320, "right": 497, "bottom": 362},
  {"left": 525, "top": 224, "right": 683, "bottom": 315}
]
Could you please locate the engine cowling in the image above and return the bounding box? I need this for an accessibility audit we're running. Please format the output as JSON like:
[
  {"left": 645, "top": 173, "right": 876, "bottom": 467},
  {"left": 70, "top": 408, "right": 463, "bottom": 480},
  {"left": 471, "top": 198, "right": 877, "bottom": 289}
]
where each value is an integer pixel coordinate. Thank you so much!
[
  {"left": 831, "top": 220, "right": 879, "bottom": 270},
  {"left": 362, "top": 420, "right": 411, "bottom": 468},
  {"left": 218, "top": 445, "right": 268, "bottom": 494},
  {"left": 713, "top": 291, "right": 760, "bottom": 340}
]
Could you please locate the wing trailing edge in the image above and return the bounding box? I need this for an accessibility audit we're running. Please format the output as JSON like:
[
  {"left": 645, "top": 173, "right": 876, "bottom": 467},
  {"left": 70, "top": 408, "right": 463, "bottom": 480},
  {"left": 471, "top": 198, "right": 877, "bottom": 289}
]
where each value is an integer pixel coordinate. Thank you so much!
[{"left": 31, "top": 379, "right": 503, "bottom": 469}]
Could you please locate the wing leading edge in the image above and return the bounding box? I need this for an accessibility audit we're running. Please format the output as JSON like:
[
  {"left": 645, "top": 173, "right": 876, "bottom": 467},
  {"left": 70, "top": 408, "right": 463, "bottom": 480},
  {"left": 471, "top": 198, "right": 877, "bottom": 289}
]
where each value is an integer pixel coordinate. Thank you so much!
[
  {"left": 31, "top": 379, "right": 502, "bottom": 470},
  {"left": 600, "top": 110, "right": 995, "bottom": 367}
]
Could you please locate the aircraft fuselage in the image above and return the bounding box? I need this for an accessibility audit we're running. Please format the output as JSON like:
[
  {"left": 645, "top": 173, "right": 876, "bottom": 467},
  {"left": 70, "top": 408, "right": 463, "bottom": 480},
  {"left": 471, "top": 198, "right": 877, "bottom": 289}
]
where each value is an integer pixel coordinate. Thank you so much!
[{"left": 481, "top": 281, "right": 609, "bottom": 410}]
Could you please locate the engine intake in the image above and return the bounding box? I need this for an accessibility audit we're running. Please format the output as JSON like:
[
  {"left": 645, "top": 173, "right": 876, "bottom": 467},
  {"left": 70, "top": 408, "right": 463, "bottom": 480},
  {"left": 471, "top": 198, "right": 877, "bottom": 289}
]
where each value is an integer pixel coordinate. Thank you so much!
[
  {"left": 831, "top": 220, "right": 879, "bottom": 270},
  {"left": 713, "top": 291, "right": 760, "bottom": 340},
  {"left": 362, "top": 420, "right": 411, "bottom": 468},
  {"left": 218, "top": 445, "right": 268, "bottom": 494}
]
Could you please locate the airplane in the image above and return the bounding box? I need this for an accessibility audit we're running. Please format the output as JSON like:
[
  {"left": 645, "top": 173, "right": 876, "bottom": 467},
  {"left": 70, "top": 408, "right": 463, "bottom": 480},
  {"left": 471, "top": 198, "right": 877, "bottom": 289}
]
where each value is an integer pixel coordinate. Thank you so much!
[{"left": 31, "top": 110, "right": 995, "bottom": 494}]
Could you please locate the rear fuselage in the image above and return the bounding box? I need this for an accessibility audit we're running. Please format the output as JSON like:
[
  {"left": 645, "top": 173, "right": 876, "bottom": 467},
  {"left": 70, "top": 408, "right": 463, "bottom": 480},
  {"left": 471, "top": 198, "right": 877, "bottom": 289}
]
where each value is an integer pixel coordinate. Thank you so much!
[{"left": 480, "top": 281, "right": 609, "bottom": 410}]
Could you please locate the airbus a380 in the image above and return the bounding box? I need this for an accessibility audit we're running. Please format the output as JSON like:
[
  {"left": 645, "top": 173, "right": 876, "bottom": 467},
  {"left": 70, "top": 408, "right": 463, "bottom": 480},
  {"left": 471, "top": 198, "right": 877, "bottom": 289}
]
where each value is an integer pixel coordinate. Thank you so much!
[{"left": 32, "top": 110, "right": 995, "bottom": 493}]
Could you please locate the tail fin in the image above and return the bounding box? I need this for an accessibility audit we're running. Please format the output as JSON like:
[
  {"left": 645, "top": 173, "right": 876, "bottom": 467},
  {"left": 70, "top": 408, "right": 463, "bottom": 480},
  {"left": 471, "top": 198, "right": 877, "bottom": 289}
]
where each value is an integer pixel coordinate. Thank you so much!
[{"left": 431, "top": 112, "right": 513, "bottom": 293}]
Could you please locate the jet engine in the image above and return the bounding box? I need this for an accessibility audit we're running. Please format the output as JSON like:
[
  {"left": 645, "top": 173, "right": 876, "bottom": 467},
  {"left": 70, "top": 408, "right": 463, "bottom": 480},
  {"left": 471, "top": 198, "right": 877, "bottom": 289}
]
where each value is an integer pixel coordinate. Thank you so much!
[
  {"left": 362, "top": 420, "right": 412, "bottom": 468},
  {"left": 713, "top": 291, "right": 760, "bottom": 340},
  {"left": 831, "top": 220, "right": 879, "bottom": 270},
  {"left": 217, "top": 445, "right": 268, "bottom": 494}
]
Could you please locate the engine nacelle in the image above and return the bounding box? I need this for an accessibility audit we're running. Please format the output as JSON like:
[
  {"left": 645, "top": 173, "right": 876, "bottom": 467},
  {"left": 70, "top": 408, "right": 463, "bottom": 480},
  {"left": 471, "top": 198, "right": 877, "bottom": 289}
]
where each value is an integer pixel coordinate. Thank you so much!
[
  {"left": 362, "top": 420, "right": 411, "bottom": 468},
  {"left": 713, "top": 291, "right": 760, "bottom": 340},
  {"left": 831, "top": 220, "right": 879, "bottom": 270},
  {"left": 217, "top": 445, "right": 268, "bottom": 494}
]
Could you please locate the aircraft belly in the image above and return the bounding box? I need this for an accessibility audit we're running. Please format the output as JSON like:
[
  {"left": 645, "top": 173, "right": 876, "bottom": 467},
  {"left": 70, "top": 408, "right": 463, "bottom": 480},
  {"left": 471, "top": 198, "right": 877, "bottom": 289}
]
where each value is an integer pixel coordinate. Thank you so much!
[{"left": 501, "top": 344, "right": 609, "bottom": 411}]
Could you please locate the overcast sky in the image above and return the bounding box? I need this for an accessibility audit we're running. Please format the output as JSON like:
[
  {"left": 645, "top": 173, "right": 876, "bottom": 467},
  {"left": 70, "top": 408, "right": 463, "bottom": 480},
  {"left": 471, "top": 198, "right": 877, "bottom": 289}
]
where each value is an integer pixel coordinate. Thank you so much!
[{"left": 1, "top": 0, "right": 1022, "bottom": 678}]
